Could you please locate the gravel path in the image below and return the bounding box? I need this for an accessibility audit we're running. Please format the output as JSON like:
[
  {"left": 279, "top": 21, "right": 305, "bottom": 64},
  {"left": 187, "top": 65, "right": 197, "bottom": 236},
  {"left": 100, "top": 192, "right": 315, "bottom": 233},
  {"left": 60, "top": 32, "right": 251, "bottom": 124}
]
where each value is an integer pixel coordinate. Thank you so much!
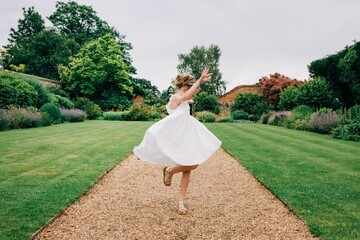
[{"left": 34, "top": 148, "right": 315, "bottom": 239}]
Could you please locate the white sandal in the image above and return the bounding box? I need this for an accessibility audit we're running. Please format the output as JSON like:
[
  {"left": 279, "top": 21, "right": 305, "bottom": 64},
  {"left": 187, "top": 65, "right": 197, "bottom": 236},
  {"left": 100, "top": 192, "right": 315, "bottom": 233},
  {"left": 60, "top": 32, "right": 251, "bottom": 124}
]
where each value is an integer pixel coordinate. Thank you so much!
[{"left": 178, "top": 201, "right": 188, "bottom": 215}]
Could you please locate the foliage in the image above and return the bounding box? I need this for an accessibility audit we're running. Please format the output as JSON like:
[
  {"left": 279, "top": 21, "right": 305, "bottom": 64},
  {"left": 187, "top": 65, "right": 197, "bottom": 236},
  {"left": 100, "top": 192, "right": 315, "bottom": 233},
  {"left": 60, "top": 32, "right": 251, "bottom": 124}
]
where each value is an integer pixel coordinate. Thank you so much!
[
  {"left": 260, "top": 112, "right": 272, "bottom": 124},
  {"left": 0, "top": 110, "right": 10, "bottom": 131},
  {"left": 4, "top": 7, "right": 79, "bottom": 79},
  {"left": 39, "top": 103, "right": 62, "bottom": 123},
  {"left": 60, "top": 108, "right": 86, "bottom": 122},
  {"left": 232, "top": 93, "right": 271, "bottom": 118},
  {"left": 48, "top": 1, "right": 135, "bottom": 73},
  {"left": 74, "top": 98, "right": 103, "bottom": 120},
  {"left": 308, "top": 41, "right": 360, "bottom": 107},
  {"left": 46, "top": 85, "right": 70, "bottom": 98},
  {"left": 268, "top": 111, "right": 291, "bottom": 126},
  {"left": 292, "top": 105, "right": 313, "bottom": 120},
  {"left": 2, "top": 107, "right": 45, "bottom": 129},
  {"left": 59, "top": 34, "right": 133, "bottom": 109},
  {"left": 122, "top": 105, "right": 152, "bottom": 121},
  {"left": 231, "top": 110, "right": 249, "bottom": 120},
  {"left": 309, "top": 111, "right": 341, "bottom": 134},
  {"left": 193, "top": 92, "right": 219, "bottom": 112},
  {"left": 279, "top": 78, "right": 338, "bottom": 110},
  {"left": 131, "top": 77, "right": 163, "bottom": 106},
  {"left": 345, "top": 104, "right": 360, "bottom": 121},
  {"left": 217, "top": 116, "right": 234, "bottom": 123},
  {"left": 333, "top": 122, "right": 360, "bottom": 141},
  {"left": 9, "top": 64, "right": 25, "bottom": 73},
  {"left": 196, "top": 111, "right": 216, "bottom": 123},
  {"left": 214, "top": 106, "right": 220, "bottom": 114},
  {"left": 259, "top": 73, "right": 303, "bottom": 108},
  {"left": 21, "top": 29, "right": 79, "bottom": 79},
  {"left": 0, "top": 72, "right": 38, "bottom": 109},
  {"left": 103, "top": 111, "right": 127, "bottom": 121},
  {"left": 23, "top": 78, "right": 49, "bottom": 108},
  {"left": 3, "top": 7, "right": 45, "bottom": 69},
  {"left": 278, "top": 86, "right": 299, "bottom": 110},
  {"left": 160, "top": 86, "right": 175, "bottom": 103},
  {"left": 177, "top": 44, "right": 226, "bottom": 95},
  {"left": 48, "top": 93, "right": 74, "bottom": 109}
]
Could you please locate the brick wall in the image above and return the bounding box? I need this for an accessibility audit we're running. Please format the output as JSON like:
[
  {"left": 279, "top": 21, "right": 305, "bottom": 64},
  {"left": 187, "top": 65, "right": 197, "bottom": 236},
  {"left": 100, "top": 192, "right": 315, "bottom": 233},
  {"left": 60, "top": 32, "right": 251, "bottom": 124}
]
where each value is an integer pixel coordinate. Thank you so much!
[{"left": 218, "top": 84, "right": 262, "bottom": 104}]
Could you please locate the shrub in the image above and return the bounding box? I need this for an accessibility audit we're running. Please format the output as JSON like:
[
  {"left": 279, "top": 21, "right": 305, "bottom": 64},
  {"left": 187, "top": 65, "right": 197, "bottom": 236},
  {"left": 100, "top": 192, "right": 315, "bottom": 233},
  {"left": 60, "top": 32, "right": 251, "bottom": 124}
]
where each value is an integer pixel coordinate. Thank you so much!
[
  {"left": 232, "top": 93, "right": 272, "bottom": 118},
  {"left": 194, "top": 92, "right": 219, "bottom": 112},
  {"left": 74, "top": 98, "right": 103, "bottom": 120},
  {"left": 0, "top": 109, "right": 10, "bottom": 131},
  {"left": 24, "top": 78, "right": 50, "bottom": 108},
  {"left": 40, "top": 112, "right": 53, "bottom": 126},
  {"left": 292, "top": 119, "right": 310, "bottom": 131},
  {"left": 214, "top": 106, "right": 220, "bottom": 114},
  {"left": 103, "top": 111, "right": 127, "bottom": 121},
  {"left": 333, "top": 122, "right": 360, "bottom": 141},
  {"left": 345, "top": 105, "right": 360, "bottom": 121},
  {"left": 268, "top": 111, "right": 291, "bottom": 126},
  {"left": 196, "top": 111, "right": 216, "bottom": 123},
  {"left": 46, "top": 85, "right": 70, "bottom": 98},
  {"left": 292, "top": 105, "right": 313, "bottom": 120},
  {"left": 7, "top": 108, "right": 43, "bottom": 129},
  {"left": 249, "top": 114, "right": 260, "bottom": 122},
  {"left": 123, "top": 105, "right": 151, "bottom": 121},
  {"left": 278, "top": 87, "right": 299, "bottom": 110},
  {"left": 260, "top": 112, "right": 272, "bottom": 124},
  {"left": 231, "top": 110, "right": 249, "bottom": 120},
  {"left": 309, "top": 111, "right": 341, "bottom": 134},
  {"left": 40, "top": 103, "right": 62, "bottom": 124},
  {"left": 217, "top": 116, "right": 234, "bottom": 123},
  {"left": 48, "top": 93, "right": 74, "bottom": 109},
  {"left": 60, "top": 108, "right": 86, "bottom": 122},
  {"left": 148, "top": 109, "right": 162, "bottom": 121},
  {"left": 0, "top": 72, "right": 38, "bottom": 109}
]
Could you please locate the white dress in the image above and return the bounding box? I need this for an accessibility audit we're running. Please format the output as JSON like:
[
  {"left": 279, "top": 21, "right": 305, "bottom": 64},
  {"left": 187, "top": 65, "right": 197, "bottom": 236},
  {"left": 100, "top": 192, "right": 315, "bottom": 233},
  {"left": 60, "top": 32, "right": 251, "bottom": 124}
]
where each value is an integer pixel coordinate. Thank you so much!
[{"left": 133, "top": 97, "right": 222, "bottom": 167}]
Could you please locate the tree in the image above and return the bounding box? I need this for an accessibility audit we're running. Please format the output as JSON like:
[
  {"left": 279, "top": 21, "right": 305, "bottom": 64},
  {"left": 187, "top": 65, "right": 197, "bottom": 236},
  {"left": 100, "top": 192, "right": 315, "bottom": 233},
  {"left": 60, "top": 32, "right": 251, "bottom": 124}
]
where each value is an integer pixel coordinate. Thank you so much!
[
  {"left": 131, "top": 78, "right": 163, "bottom": 105},
  {"left": 308, "top": 41, "right": 360, "bottom": 108},
  {"left": 259, "top": 73, "right": 303, "bottom": 108},
  {"left": 3, "top": 7, "right": 45, "bottom": 70},
  {"left": 177, "top": 45, "right": 226, "bottom": 95},
  {"left": 193, "top": 92, "right": 219, "bottom": 112},
  {"left": 48, "top": 1, "right": 135, "bottom": 73},
  {"left": 232, "top": 93, "right": 272, "bottom": 117},
  {"left": 21, "top": 29, "right": 79, "bottom": 79},
  {"left": 278, "top": 78, "right": 339, "bottom": 110},
  {"left": 59, "top": 34, "right": 133, "bottom": 110}
]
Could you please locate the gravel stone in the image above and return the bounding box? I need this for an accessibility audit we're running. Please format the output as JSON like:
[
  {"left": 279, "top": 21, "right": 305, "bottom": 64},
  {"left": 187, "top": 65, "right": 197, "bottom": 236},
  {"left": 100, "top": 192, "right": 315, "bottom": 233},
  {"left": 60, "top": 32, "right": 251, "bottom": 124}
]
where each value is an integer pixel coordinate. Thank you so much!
[{"left": 34, "top": 148, "right": 316, "bottom": 239}]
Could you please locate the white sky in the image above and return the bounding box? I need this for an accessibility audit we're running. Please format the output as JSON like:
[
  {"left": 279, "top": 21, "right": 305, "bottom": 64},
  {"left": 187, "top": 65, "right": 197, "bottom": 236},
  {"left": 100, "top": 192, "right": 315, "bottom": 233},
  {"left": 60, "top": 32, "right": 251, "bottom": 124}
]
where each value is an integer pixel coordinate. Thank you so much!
[{"left": 1, "top": 0, "right": 360, "bottom": 91}]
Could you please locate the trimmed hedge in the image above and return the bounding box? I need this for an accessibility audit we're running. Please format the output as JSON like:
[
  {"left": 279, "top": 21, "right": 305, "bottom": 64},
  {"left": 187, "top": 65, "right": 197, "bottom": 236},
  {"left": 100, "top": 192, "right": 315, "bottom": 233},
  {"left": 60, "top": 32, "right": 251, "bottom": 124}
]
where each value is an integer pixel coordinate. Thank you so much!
[{"left": 196, "top": 111, "right": 216, "bottom": 123}]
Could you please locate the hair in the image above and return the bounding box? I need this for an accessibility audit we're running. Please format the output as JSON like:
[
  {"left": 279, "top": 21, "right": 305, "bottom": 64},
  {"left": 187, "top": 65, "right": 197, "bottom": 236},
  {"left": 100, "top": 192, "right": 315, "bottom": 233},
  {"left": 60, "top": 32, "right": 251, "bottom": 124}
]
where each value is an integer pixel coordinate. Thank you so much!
[{"left": 173, "top": 74, "right": 196, "bottom": 89}]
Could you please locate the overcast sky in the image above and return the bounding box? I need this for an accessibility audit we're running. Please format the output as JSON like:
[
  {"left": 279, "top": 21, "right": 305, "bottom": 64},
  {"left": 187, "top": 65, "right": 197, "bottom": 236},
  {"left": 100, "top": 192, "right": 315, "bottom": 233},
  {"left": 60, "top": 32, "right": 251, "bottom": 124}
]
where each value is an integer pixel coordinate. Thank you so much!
[{"left": 1, "top": 0, "right": 360, "bottom": 91}]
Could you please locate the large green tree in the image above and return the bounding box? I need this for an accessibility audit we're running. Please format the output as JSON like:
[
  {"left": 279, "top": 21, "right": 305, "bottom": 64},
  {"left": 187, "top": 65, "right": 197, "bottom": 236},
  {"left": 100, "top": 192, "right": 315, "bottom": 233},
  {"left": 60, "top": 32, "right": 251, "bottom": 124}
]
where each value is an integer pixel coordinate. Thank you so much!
[
  {"left": 308, "top": 41, "right": 360, "bottom": 108},
  {"left": 48, "top": 1, "right": 135, "bottom": 73},
  {"left": 177, "top": 45, "right": 226, "bottom": 95},
  {"left": 20, "top": 29, "right": 79, "bottom": 79},
  {"left": 3, "top": 7, "right": 45, "bottom": 69},
  {"left": 131, "top": 78, "right": 163, "bottom": 105},
  {"left": 59, "top": 34, "right": 133, "bottom": 110}
]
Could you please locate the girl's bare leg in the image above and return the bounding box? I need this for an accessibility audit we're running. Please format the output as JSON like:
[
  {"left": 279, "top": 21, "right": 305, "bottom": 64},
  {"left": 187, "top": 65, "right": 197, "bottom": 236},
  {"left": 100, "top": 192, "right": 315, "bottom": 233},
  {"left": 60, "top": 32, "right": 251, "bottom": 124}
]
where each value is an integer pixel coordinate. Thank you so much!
[{"left": 169, "top": 164, "right": 197, "bottom": 174}]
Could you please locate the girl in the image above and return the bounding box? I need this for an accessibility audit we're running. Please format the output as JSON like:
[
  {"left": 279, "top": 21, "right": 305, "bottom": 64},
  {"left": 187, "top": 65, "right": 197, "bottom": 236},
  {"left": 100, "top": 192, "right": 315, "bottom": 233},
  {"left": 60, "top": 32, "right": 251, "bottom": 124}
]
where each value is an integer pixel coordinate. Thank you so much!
[{"left": 133, "top": 68, "right": 222, "bottom": 214}]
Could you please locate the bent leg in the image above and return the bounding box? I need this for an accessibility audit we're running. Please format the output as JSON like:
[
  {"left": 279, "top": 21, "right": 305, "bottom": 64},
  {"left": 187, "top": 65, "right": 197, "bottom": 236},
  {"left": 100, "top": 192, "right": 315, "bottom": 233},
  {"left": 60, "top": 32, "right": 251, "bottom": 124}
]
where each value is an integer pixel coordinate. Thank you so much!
[{"left": 169, "top": 164, "right": 198, "bottom": 175}]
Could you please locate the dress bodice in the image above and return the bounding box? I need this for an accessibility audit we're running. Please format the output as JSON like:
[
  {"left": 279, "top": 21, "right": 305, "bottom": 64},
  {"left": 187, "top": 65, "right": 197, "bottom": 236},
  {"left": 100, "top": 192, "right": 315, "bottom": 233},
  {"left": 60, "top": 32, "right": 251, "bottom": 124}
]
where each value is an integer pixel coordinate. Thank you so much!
[{"left": 166, "top": 102, "right": 190, "bottom": 115}]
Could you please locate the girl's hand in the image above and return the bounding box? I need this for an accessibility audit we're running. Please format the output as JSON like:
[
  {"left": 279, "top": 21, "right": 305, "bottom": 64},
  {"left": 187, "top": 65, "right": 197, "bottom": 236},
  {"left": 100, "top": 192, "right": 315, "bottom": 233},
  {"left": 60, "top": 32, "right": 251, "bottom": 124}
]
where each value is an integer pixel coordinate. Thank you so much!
[
  {"left": 199, "top": 68, "right": 213, "bottom": 83},
  {"left": 187, "top": 99, "right": 194, "bottom": 104}
]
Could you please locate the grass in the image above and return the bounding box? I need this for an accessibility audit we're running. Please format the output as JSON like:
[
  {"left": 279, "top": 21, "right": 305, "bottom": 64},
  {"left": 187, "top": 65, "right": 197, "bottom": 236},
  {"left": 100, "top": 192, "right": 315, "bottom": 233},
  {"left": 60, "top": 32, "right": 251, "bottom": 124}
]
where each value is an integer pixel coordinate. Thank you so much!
[
  {"left": 0, "top": 121, "right": 359, "bottom": 239},
  {"left": 0, "top": 121, "right": 152, "bottom": 239},
  {"left": 207, "top": 123, "right": 360, "bottom": 240}
]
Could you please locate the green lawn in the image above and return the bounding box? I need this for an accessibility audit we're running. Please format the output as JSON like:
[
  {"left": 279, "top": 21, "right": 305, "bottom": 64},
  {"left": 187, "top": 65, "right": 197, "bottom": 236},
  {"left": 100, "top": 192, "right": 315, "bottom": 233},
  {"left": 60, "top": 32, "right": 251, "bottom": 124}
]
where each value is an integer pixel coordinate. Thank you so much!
[
  {"left": 0, "top": 121, "right": 359, "bottom": 239},
  {"left": 207, "top": 123, "right": 360, "bottom": 240}
]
